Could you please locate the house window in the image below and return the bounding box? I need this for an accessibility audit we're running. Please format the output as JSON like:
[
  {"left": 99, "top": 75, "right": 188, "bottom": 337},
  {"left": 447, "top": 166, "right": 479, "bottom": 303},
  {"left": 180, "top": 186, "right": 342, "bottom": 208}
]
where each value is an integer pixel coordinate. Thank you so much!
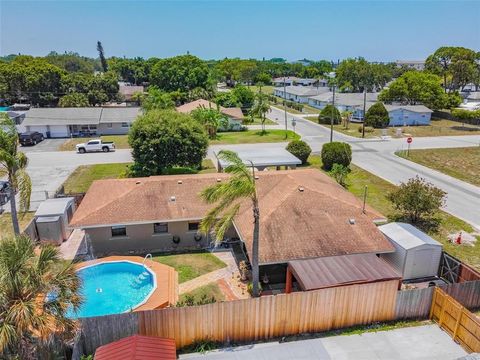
[
  {"left": 121, "top": 122, "right": 129, "bottom": 128},
  {"left": 111, "top": 225, "right": 127, "bottom": 237},
  {"left": 188, "top": 222, "right": 200, "bottom": 231},
  {"left": 153, "top": 222, "right": 168, "bottom": 234}
]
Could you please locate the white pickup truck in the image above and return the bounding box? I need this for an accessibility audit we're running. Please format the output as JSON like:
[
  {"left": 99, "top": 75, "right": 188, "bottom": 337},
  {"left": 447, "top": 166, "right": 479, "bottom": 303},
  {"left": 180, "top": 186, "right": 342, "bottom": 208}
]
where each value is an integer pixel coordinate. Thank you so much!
[{"left": 76, "top": 139, "right": 116, "bottom": 153}]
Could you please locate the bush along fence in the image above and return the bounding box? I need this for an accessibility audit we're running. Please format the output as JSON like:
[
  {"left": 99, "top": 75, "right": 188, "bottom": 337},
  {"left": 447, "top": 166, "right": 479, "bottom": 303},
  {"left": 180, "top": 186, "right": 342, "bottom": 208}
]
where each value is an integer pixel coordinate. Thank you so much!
[{"left": 73, "top": 276, "right": 480, "bottom": 357}]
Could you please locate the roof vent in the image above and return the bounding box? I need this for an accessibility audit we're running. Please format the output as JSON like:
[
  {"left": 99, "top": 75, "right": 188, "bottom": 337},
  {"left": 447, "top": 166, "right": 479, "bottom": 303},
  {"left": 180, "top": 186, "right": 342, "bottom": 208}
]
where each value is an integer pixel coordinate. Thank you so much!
[
  {"left": 216, "top": 178, "right": 222, "bottom": 182},
  {"left": 254, "top": 175, "right": 259, "bottom": 180},
  {"left": 349, "top": 218, "right": 356, "bottom": 225},
  {"left": 177, "top": 180, "right": 183, "bottom": 184},
  {"left": 298, "top": 186, "right": 304, "bottom": 192},
  {"left": 136, "top": 181, "right": 141, "bottom": 185},
  {"left": 170, "top": 196, "right": 176, "bottom": 202}
]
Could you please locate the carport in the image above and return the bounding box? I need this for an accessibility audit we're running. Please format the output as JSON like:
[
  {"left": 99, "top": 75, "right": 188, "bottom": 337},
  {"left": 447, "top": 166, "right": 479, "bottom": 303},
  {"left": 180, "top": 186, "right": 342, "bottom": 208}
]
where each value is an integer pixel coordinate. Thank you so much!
[
  {"left": 286, "top": 253, "right": 401, "bottom": 293},
  {"left": 213, "top": 146, "right": 301, "bottom": 172}
]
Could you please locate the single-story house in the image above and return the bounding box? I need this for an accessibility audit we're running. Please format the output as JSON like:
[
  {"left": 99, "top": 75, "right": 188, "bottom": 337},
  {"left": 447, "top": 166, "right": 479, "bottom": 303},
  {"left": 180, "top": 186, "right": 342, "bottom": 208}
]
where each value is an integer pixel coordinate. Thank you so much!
[
  {"left": 21, "top": 107, "right": 141, "bottom": 138},
  {"left": 395, "top": 60, "right": 425, "bottom": 71},
  {"left": 70, "top": 169, "right": 394, "bottom": 281},
  {"left": 272, "top": 77, "right": 327, "bottom": 87},
  {"left": 176, "top": 99, "right": 244, "bottom": 130},
  {"left": 466, "top": 91, "right": 480, "bottom": 102},
  {"left": 119, "top": 84, "right": 145, "bottom": 102},
  {"left": 384, "top": 105, "right": 433, "bottom": 126},
  {"left": 273, "top": 86, "right": 329, "bottom": 103},
  {"left": 272, "top": 77, "right": 299, "bottom": 87}
]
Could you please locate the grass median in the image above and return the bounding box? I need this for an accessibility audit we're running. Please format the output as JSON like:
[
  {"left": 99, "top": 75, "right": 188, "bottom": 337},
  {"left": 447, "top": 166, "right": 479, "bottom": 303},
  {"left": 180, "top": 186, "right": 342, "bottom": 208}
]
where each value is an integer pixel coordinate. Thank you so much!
[{"left": 210, "top": 130, "right": 299, "bottom": 145}]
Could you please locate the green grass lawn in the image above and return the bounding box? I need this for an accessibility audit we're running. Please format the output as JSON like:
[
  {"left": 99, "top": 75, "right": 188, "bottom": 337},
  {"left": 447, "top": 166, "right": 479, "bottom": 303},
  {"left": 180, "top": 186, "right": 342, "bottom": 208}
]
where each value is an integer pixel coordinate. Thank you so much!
[
  {"left": 0, "top": 212, "right": 35, "bottom": 240},
  {"left": 59, "top": 135, "right": 130, "bottom": 151},
  {"left": 246, "top": 117, "right": 277, "bottom": 125},
  {"left": 62, "top": 159, "right": 216, "bottom": 194},
  {"left": 152, "top": 252, "right": 227, "bottom": 283},
  {"left": 210, "top": 130, "right": 299, "bottom": 145},
  {"left": 305, "top": 155, "right": 480, "bottom": 271},
  {"left": 248, "top": 85, "right": 274, "bottom": 95},
  {"left": 397, "top": 147, "right": 480, "bottom": 187},
  {"left": 178, "top": 282, "right": 225, "bottom": 304},
  {"left": 304, "top": 117, "right": 480, "bottom": 139}
]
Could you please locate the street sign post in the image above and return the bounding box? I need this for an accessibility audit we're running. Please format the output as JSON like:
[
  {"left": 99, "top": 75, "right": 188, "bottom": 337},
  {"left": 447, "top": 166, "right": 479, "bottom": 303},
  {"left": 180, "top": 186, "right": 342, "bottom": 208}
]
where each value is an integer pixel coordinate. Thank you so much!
[
  {"left": 407, "top": 137, "right": 413, "bottom": 156},
  {"left": 291, "top": 119, "right": 297, "bottom": 134}
]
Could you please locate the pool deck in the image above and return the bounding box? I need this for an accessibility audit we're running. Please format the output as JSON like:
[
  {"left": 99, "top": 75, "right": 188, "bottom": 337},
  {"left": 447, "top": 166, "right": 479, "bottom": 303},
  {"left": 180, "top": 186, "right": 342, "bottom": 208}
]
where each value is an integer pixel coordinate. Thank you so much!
[{"left": 76, "top": 256, "right": 178, "bottom": 311}]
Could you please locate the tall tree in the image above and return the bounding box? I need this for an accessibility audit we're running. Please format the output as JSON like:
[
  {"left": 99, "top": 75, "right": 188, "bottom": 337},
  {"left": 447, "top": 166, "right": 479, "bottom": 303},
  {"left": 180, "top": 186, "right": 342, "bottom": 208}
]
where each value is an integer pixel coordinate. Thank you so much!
[
  {"left": 0, "top": 236, "right": 82, "bottom": 358},
  {"left": 96, "top": 41, "right": 108, "bottom": 72},
  {"left": 0, "top": 115, "right": 32, "bottom": 235},
  {"left": 200, "top": 150, "right": 261, "bottom": 297},
  {"left": 250, "top": 91, "right": 270, "bottom": 132},
  {"left": 191, "top": 107, "right": 227, "bottom": 139}
]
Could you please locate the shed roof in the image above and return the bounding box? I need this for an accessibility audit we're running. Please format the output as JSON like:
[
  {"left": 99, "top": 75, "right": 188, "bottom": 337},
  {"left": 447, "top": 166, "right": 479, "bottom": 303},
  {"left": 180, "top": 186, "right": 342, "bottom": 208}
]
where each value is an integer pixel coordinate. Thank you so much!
[
  {"left": 35, "top": 197, "right": 74, "bottom": 217},
  {"left": 94, "top": 335, "right": 176, "bottom": 360},
  {"left": 378, "top": 222, "right": 442, "bottom": 250},
  {"left": 289, "top": 253, "right": 401, "bottom": 291}
]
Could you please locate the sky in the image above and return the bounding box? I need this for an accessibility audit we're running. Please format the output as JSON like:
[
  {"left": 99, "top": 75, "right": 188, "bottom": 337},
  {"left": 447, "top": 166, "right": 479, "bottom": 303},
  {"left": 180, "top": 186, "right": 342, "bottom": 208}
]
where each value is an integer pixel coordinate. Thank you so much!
[{"left": 0, "top": 0, "right": 479, "bottom": 62}]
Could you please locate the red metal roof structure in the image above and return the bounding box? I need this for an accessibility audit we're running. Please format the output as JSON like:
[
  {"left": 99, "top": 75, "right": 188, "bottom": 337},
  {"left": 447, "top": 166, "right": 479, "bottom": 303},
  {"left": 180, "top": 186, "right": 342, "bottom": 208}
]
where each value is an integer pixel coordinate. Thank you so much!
[
  {"left": 288, "top": 254, "right": 401, "bottom": 291},
  {"left": 94, "top": 335, "right": 176, "bottom": 360}
]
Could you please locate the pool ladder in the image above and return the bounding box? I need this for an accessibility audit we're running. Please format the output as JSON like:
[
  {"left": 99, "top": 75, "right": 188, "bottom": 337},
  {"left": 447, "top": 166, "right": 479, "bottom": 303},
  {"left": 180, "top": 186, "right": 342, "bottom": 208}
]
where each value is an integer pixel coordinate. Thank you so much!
[{"left": 133, "top": 254, "right": 153, "bottom": 285}]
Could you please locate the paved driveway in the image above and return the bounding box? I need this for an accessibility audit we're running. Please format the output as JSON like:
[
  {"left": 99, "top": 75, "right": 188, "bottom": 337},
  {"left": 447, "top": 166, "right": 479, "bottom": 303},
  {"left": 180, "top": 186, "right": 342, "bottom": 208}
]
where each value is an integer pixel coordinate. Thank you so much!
[
  {"left": 19, "top": 138, "right": 66, "bottom": 153},
  {"left": 180, "top": 325, "right": 466, "bottom": 360}
]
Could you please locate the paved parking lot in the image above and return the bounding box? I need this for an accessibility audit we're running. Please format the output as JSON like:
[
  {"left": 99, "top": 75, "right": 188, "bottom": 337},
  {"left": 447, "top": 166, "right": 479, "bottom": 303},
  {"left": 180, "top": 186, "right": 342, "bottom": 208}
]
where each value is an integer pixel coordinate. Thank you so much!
[{"left": 180, "top": 325, "right": 466, "bottom": 360}]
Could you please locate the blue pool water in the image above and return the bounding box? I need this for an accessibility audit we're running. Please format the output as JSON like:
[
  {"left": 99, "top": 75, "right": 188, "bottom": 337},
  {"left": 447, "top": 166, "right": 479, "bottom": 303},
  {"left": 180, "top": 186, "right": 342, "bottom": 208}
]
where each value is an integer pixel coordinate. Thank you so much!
[
  {"left": 71, "top": 261, "right": 155, "bottom": 318},
  {"left": 0, "top": 106, "right": 10, "bottom": 111}
]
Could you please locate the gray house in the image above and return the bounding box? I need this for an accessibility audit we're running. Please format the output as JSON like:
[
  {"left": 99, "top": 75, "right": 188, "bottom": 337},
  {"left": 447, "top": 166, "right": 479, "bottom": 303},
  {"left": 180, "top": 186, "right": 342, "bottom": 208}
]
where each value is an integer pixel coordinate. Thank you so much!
[
  {"left": 21, "top": 107, "right": 141, "bottom": 138},
  {"left": 274, "top": 86, "right": 329, "bottom": 103}
]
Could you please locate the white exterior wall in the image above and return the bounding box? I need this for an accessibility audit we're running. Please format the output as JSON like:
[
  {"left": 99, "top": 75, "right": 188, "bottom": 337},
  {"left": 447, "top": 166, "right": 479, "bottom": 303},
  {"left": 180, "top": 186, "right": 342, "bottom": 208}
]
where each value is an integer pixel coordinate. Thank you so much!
[
  {"left": 49, "top": 125, "right": 70, "bottom": 137},
  {"left": 380, "top": 240, "right": 407, "bottom": 278},
  {"left": 26, "top": 125, "right": 48, "bottom": 137},
  {"left": 98, "top": 122, "right": 130, "bottom": 135}
]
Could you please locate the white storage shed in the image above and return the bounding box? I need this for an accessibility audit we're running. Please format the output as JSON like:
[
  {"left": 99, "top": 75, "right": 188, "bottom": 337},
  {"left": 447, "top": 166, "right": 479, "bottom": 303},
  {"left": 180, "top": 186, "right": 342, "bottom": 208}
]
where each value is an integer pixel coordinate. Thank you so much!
[
  {"left": 378, "top": 222, "right": 443, "bottom": 280},
  {"left": 35, "top": 197, "right": 75, "bottom": 244}
]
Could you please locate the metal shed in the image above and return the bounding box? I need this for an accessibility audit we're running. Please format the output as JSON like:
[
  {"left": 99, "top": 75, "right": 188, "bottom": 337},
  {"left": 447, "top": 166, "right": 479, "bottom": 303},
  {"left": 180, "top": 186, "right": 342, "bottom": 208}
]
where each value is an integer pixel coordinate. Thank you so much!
[
  {"left": 378, "top": 222, "right": 443, "bottom": 280},
  {"left": 35, "top": 197, "right": 75, "bottom": 244}
]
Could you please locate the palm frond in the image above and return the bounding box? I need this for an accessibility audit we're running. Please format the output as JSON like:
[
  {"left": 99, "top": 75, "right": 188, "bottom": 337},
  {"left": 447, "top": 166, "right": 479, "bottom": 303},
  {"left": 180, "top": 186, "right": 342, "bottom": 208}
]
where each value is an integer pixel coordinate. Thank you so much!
[
  {"left": 16, "top": 169, "right": 32, "bottom": 213},
  {"left": 211, "top": 203, "right": 240, "bottom": 244}
]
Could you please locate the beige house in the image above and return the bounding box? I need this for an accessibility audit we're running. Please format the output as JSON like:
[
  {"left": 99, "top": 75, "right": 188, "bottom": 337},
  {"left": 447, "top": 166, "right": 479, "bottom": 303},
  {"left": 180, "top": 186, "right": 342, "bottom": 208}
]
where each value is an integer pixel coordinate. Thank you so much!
[
  {"left": 70, "top": 170, "right": 394, "bottom": 262},
  {"left": 176, "top": 99, "right": 244, "bottom": 130}
]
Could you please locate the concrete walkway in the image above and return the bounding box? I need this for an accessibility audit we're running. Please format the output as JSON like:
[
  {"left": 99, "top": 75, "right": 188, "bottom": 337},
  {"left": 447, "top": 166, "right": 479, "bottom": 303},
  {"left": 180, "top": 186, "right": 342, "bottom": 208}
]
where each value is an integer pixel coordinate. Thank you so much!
[{"left": 180, "top": 325, "right": 466, "bottom": 360}]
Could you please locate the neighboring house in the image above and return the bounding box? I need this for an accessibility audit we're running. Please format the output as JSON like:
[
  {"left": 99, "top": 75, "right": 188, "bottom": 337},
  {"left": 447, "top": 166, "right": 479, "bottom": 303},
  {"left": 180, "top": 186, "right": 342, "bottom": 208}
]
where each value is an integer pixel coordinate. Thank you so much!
[
  {"left": 272, "top": 77, "right": 327, "bottom": 87},
  {"left": 21, "top": 107, "right": 140, "bottom": 138},
  {"left": 274, "top": 86, "right": 329, "bottom": 103},
  {"left": 308, "top": 92, "right": 379, "bottom": 119},
  {"left": 119, "top": 84, "right": 144, "bottom": 103},
  {"left": 466, "top": 91, "right": 480, "bottom": 102},
  {"left": 395, "top": 60, "right": 425, "bottom": 71},
  {"left": 69, "top": 169, "right": 394, "bottom": 282},
  {"left": 0, "top": 110, "right": 27, "bottom": 132},
  {"left": 384, "top": 104, "right": 433, "bottom": 126},
  {"left": 176, "top": 99, "right": 244, "bottom": 130}
]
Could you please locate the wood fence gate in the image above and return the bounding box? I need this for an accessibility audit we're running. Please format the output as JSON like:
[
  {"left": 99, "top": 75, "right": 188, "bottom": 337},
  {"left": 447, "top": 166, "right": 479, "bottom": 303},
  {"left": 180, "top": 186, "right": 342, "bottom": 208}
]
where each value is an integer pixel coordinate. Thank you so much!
[{"left": 430, "top": 287, "right": 480, "bottom": 353}]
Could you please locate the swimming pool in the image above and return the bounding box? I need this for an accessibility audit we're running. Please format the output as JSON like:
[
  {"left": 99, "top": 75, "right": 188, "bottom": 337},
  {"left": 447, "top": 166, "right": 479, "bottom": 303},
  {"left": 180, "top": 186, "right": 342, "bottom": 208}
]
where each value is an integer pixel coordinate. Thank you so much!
[
  {"left": 71, "top": 261, "right": 156, "bottom": 318},
  {"left": 0, "top": 106, "right": 10, "bottom": 111}
]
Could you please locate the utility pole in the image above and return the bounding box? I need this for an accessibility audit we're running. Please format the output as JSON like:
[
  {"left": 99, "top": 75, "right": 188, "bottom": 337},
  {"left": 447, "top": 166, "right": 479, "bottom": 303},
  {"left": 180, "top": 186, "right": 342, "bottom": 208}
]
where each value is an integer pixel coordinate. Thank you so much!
[
  {"left": 330, "top": 84, "right": 335, "bottom": 142},
  {"left": 362, "top": 87, "right": 367, "bottom": 138},
  {"left": 283, "top": 74, "right": 288, "bottom": 139}
]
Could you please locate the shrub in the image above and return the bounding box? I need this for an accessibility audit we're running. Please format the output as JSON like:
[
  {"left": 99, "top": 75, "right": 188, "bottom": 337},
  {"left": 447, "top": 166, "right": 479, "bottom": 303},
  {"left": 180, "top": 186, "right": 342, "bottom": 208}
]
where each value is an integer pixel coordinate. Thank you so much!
[
  {"left": 387, "top": 176, "right": 446, "bottom": 225},
  {"left": 330, "top": 163, "right": 349, "bottom": 187},
  {"left": 364, "top": 102, "right": 390, "bottom": 128},
  {"left": 286, "top": 140, "right": 311, "bottom": 164},
  {"left": 321, "top": 142, "right": 352, "bottom": 170},
  {"left": 318, "top": 104, "right": 341, "bottom": 125},
  {"left": 358, "top": 126, "right": 375, "bottom": 133}
]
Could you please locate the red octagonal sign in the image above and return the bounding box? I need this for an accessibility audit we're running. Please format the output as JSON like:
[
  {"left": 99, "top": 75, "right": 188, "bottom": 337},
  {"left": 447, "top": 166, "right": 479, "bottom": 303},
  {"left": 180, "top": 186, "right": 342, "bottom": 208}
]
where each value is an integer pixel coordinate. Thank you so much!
[{"left": 407, "top": 137, "right": 413, "bottom": 144}]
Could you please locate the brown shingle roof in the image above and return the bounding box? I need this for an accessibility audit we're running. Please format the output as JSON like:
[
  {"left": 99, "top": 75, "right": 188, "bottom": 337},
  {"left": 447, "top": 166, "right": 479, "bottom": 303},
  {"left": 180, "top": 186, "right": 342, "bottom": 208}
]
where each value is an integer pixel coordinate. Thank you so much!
[
  {"left": 176, "top": 99, "right": 244, "bottom": 120},
  {"left": 70, "top": 170, "right": 393, "bottom": 264}
]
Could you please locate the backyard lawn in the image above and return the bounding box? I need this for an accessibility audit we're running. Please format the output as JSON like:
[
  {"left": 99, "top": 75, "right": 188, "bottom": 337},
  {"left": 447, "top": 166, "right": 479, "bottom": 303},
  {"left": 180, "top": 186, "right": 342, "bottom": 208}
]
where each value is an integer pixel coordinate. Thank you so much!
[
  {"left": 305, "top": 155, "right": 480, "bottom": 271},
  {"left": 397, "top": 147, "right": 480, "bottom": 187},
  {"left": 62, "top": 159, "right": 216, "bottom": 194},
  {"left": 178, "top": 282, "right": 225, "bottom": 304},
  {"left": 0, "top": 212, "right": 35, "bottom": 240},
  {"left": 304, "top": 117, "right": 480, "bottom": 138},
  {"left": 59, "top": 135, "right": 130, "bottom": 151},
  {"left": 152, "top": 252, "right": 227, "bottom": 283},
  {"left": 210, "top": 130, "right": 299, "bottom": 145}
]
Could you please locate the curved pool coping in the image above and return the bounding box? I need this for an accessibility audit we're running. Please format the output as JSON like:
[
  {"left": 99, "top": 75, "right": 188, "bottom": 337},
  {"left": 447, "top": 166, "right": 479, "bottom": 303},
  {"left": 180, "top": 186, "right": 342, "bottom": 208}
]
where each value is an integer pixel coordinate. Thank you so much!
[
  {"left": 77, "top": 260, "right": 157, "bottom": 313},
  {"left": 76, "top": 256, "right": 178, "bottom": 314}
]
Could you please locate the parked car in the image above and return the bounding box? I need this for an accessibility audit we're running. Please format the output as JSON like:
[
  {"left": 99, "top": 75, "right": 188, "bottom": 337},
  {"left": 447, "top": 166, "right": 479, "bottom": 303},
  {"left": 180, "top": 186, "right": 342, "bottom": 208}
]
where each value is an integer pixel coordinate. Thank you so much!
[
  {"left": 19, "top": 131, "right": 44, "bottom": 146},
  {"left": 76, "top": 139, "right": 116, "bottom": 153},
  {"left": 0, "top": 181, "right": 11, "bottom": 206}
]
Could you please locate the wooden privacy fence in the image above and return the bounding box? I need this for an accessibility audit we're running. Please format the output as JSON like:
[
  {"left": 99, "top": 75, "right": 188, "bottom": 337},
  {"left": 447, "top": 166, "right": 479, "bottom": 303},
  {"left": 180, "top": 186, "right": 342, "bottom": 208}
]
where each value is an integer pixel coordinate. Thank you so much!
[
  {"left": 430, "top": 287, "right": 480, "bottom": 353},
  {"left": 395, "top": 287, "right": 434, "bottom": 320},
  {"left": 138, "top": 280, "right": 399, "bottom": 348}
]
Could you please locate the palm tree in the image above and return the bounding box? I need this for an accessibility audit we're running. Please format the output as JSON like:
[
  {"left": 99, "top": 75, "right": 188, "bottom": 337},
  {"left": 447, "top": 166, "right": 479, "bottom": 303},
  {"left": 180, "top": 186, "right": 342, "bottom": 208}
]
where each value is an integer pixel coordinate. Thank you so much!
[
  {"left": 0, "top": 114, "right": 32, "bottom": 235},
  {"left": 200, "top": 150, "right": 261, "bottom": 297},
  {"left": 250, "top": 92, "right": 270, "bottom": 133},
  {"left": 0, "top": 236, "right": 83, "bottom": 358}
]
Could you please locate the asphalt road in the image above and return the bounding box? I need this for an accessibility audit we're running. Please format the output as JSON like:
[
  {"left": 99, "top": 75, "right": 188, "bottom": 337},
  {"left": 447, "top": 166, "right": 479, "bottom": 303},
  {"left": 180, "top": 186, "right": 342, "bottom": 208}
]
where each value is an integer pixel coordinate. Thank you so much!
[{"left": 267, "top": 106, "right": 480, "bottom": 229}]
